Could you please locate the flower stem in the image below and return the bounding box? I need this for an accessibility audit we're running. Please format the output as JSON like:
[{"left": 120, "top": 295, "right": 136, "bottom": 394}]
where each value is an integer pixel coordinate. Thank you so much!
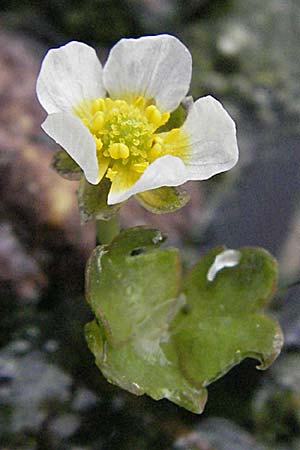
[{"left": 96, "top": 216, "right": 120, "bottom": 245}]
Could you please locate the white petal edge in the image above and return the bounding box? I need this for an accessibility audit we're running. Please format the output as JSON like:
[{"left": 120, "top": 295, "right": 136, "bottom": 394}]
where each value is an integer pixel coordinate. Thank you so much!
[
  {"left": 103, "top": 34, "right": 192, "bottom": 112},
  {"left": 207, "top": 249, "right": 241, "bottom": 282},
  {"left": 37, "top": 41, "right": 106, "bottom": 114},
  {"left": 42, "top": 112, "right": 100, "bottom": 184},
  {"left": 182, "top": 96, "right": 239, "bottom": 180},
  {"left": 107, "top": 155, "right": 190, "bottom": 204}
]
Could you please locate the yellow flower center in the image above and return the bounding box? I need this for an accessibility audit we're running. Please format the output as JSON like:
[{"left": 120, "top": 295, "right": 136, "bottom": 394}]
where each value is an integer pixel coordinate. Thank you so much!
[{"left": 74, "top": 96, "right": 188, "bottom": 188}]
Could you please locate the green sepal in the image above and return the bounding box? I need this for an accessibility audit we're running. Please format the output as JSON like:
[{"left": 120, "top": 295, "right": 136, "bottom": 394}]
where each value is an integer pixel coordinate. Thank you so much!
[
  {"left": 85, "top": 228, "right": 283, "bottom": 414},
  {"left": 51, "top": 149, "right": 82, "bottom": 180},
  {"left": 158, "top": 103, "right": 188, "bottom": 133},
  {"left": 135, "top": 186, "right": 190, "bottom": 214},
  {"left": 77, "top": 177, "right": 121, "bottom": 223}
]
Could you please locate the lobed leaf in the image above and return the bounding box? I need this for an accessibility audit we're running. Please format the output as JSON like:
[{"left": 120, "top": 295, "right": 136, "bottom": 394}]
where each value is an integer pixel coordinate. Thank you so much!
[
  {"left": 85, "top": 319, "right": 208, "bottom": 413},
  {"left": 85, "top": 227, "right": 283, "bottom": 413},
  {"left": 86, "top": 227, "right": 182, "bottom": 346}
]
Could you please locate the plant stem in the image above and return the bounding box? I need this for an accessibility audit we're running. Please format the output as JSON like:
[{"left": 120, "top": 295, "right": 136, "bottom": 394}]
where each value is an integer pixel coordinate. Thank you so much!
[{"left": 96, "top": 215, "right": 120, "bottom": 245}]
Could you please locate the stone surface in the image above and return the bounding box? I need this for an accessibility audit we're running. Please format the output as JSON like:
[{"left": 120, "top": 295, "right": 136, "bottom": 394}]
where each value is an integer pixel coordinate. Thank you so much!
[{"left": 0, "top": 31, "right": 95, "bottom": 303}]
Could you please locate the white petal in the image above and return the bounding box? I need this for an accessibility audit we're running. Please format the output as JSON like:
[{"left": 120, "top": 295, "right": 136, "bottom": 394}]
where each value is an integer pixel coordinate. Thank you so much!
[
  {"left": 207, "top": 249, "right": 241, "bottom": 282},
  {"left": 182, "top": 96, "right": 239, "bottom": 179},
  {"left": 42, "top": 112, "right": 99, "bottom": 184},
  {"left": 107, "top": 155, "right": 189, "bottom": 204},
  {"left": 103, "top": 34, "right": 192, "bottom": 112},
  {"left": 36, "top": 41, "right": 105, "bottom": 114}
]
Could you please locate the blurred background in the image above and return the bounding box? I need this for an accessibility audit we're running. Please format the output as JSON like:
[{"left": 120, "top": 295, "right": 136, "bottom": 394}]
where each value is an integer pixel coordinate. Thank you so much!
[{"left": 1, "top": 0, "right": 300, "bottom": 449}]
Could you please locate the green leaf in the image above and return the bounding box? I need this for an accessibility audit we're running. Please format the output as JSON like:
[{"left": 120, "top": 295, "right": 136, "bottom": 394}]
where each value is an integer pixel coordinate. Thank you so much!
[
  {"left": 85, "top": 319, "right": 208, "bottom": 414},
  {"left": 85, "top": 227, "right": 182, "bottom": 346},
  {"left": 51, "top": 149, "right": 82, "bottom": 180},
  {"left": 135, "top": 186, "right": 190, "bottom": 214},
  {"left": 85, "top": 228, "right": 283, "bottom": 413},
  {"left": 183, "top": 247, "right": 277, "bottom": 314},
  {"left": 172, "top": 247, "right": 283, "bottom": 387},
  {"left": 77, "top": 177, "right": 121, "bottom": 222}
]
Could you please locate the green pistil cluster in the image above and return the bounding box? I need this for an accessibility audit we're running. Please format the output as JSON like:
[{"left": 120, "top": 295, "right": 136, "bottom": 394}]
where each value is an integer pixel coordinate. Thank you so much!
[{"left": 76, "top": 96, "right": 171, "bottom": 181}]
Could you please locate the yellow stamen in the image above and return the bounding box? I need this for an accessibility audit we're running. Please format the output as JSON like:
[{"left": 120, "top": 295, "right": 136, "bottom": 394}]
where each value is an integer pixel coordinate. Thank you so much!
[
  {"left": 113, "top": 99, "right": 126, "bottom": 108},
  {"left": 161, "top": 112, "right": 170, "bottom": 125},
  {"left": 134, "top": 96, "right": 146, "bottom": 108},
  {"left": 145, "top": 105, "right": 162, "bottom": 126},
  {"left": 91, "top": 98, "right": 105, "bottom": 114},
  {"left": 145, "top": 105, "right": 170, "bottom": 128},
  {"left": 74, "top": 95, "right": 188, "bottom": 189},
  {"left": 106, "top": 167, "right": 118, "bottom": 181},
  {"left": 132, "top": 161, "right": 149, "bottom": 173},
  {"left": 91, "top": 111, "right": 104, "bottom": 131},
  {"left": 94, "top": 137, "right": 103, "bottom": 151},
  {"left": 163, "top": 128, "right": 181, "bottom": 143},
  {"left": 149, "top": 143, "right": 162, "bottom": 160},
  {"left": 108, "top": 142, "right": 130, "bottom": 160},
  {"left": 153, "top": 136, "right": 163, "bottom": 145}
]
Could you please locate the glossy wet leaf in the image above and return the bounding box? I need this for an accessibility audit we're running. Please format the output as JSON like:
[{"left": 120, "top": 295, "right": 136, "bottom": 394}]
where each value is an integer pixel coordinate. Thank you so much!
[
  {"left": 85, "top": 228, "right": 283, "bottom": 413},
  {"left": 136, "top": 186, "right": 190, "bottom": 214},
  {"left": 171, "top": 247, "right": 283, "bottom": 387},
  {"left": 85, "top": 320, "right": 207, "bottom": 413},
  {"left": 85, "top": 227, "right": 182, "bottom": 346},
  {"left": 77, "top": 177, "right": 121, "bottom": 222},
  {"left": 51, "top": 149, "right": 82, "bottom": 180}
]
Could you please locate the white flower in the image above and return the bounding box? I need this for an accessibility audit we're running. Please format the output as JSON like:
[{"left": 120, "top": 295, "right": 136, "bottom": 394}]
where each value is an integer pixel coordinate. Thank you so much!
[{"left": 36, "top": 35, "right": 239, "bottom": 205}]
